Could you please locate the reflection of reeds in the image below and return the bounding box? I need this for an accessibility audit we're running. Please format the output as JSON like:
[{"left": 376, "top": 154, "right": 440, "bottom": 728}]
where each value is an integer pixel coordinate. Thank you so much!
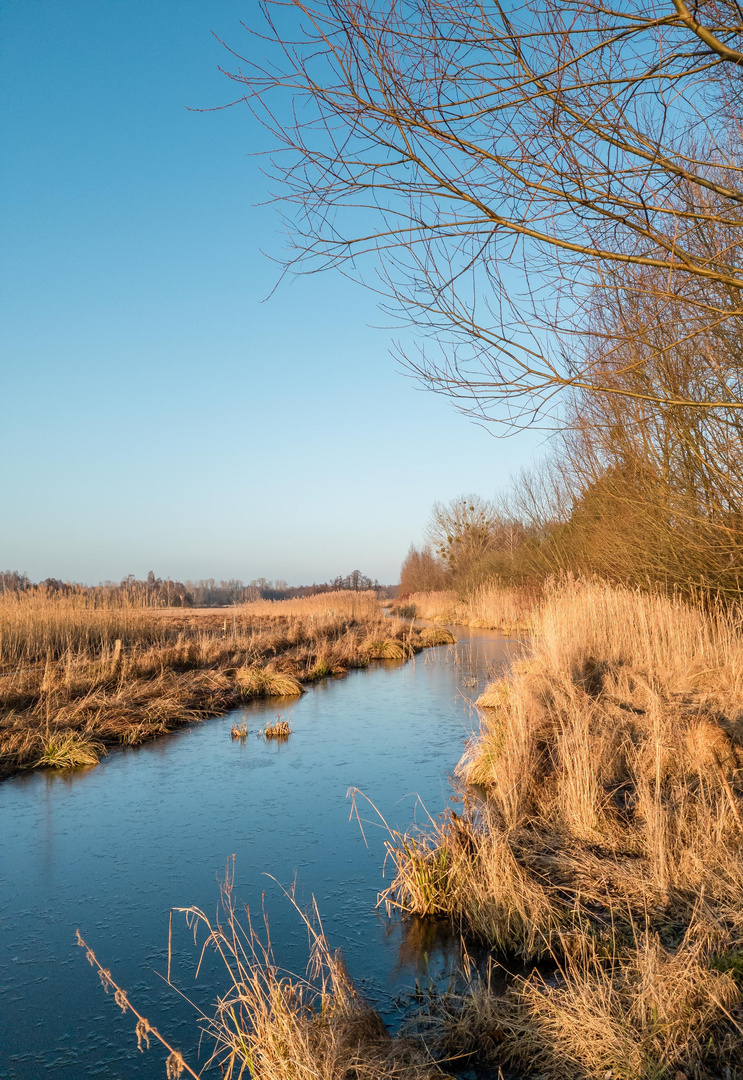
[
  {"left": 1, "top": 591, "right": 446, "bottom": 779},
  {"left": 78, "top": 869, "right": 445, "bottom": 1080}
]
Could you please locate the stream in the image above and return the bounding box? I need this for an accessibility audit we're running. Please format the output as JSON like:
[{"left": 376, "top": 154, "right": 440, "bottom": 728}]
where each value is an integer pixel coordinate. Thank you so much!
[{"left": 0, "top": 628, "right": 519, "bottom": 1078}]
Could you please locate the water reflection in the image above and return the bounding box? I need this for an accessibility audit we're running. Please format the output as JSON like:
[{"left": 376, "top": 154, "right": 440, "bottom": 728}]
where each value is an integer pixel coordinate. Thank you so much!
[{"left": 0, "top": 628, "right": 520, "bottom": 1078}]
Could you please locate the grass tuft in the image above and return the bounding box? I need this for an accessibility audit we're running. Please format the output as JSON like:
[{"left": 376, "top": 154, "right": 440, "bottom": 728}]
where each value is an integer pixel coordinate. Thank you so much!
[
  {"left": 236, "top": 668, "right": 304, "bottom": 699},
  {"left": 34, "top": 731, "right": 105, "bottom": 769},
  {"left": 260, "top": 716, "right": 292, "bottom": 739},
  {"left": 363, "top": 638, "right": 415, "bottom": 661},
  {"left": 418, "top": 627, "right": 456, "bottom": 647}
]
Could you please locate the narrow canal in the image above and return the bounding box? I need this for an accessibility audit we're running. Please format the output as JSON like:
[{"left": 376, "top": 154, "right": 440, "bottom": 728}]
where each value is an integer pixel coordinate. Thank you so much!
[{"left": 0, "top": 628, "right": 519, "bottom": 1078}]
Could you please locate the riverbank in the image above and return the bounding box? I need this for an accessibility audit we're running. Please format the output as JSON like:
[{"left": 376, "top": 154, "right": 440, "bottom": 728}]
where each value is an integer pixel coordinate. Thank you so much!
[
  {"left": 387, "top": 580, "right": 743, "bottom": 1077},
  {"left": 388, "top": 583, "right": 538, "bottom": 634},
  {"left": 0, "top": 590, "right": 454, "bottom": 780}
]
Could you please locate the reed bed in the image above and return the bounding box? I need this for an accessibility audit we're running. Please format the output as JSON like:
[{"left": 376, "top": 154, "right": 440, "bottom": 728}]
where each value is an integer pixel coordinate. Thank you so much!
[
  {"left": 428, "top": 927, "right": 743, "bottom": 1079},
  {"left": 0, "top": 587, "right": 166, "bottom": 669},
  {"left": 237, "top": 591, "right": 383, "bottom": 621},
  {"left": 384, "top": 580, "right": 743, "bottom": 1077},
  {"left": 0, "top": 591, "right": 447, "bottom": 780},
  {"left": 391, "top": 584, "right": 537, "bottom": 633}
]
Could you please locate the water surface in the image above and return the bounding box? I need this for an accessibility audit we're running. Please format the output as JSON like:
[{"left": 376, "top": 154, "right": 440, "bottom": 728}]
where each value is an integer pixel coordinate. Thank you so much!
[{"left": 0, "top": 628, "right": 518, "bottom": 1078}]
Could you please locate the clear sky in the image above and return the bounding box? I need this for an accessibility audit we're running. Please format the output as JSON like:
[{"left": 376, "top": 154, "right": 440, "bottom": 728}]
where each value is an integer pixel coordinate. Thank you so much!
[{"left": 0, "top": 1, "right": 542, "bottom": 585}]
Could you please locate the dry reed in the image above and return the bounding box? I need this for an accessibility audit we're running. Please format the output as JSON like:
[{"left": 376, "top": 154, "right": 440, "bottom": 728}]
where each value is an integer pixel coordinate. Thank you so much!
[
  {"left": 260, "top": 716, "right": 292, "bottom": 739},
  {"left": 78, "top": 868, "right": 447, "bottom": 1080},
  {"left": 391, "top": 585, "right": 536, "bottom": 633},
  {"left": 1, "top": 590, "right": 443, "bottom": 780},
  {"left": 428, "top": 926, "right": 743, "bottom": 1078},
  {"left": 384, "top": 579, "right": 743, "bottom": 1076}
]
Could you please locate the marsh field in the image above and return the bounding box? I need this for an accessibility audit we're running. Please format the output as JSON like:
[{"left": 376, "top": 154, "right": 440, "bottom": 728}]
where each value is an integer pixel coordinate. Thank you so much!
[
  {"left": 2, "top": 582, "right": 743, "bottom": 1079},
  {"left": 0, "top": 588, "right": 452, "bottom": 779}
]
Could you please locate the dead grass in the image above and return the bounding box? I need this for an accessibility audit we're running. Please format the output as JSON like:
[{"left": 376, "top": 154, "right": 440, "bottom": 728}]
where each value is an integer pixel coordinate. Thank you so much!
[
  {"left": 260, "top": 717, "right": 292, "bottom": 739},
  {"left": 77, "top": 870, "right": 447, "bottom": 1080},
  {"left": 231, "top": 720, "right": 248, "bottom": 740},
  {"left": 0, "top": 590, "right": 446, "bottom": 780},
  {"left": 236, "top": 668, "right": 303, "bottom": 699},
  {"left": 428, "top": 927, "right": 743, "bottom": 1079},
  {"left": 237, "top": 590, "right": 384, "bottom": 621},
  {"left": 391, "top": 584, "right": 537, "bottom": 633},
  {"left": 35, "top": 730, "right": 106, "bottom": 769},
  {"left": 418, "top": 627, "right": 456, "bottom": 647},
  {"left": 385, "top": 579, "right": 743, "bottom": 1077}
]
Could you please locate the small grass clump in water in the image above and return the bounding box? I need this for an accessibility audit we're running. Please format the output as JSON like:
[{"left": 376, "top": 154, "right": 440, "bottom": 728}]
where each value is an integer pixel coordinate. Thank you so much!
[
  {"left": 260, "top": 716, "right": 292, "bottom": 739},
  {"left": 230, "top": 720, "right": 248, "bottom": 740}
]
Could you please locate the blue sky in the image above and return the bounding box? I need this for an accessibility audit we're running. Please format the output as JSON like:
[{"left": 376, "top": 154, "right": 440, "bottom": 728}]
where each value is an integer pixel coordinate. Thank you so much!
[{"left": 0, "top": 1, "right": 542, "bottom": 585}]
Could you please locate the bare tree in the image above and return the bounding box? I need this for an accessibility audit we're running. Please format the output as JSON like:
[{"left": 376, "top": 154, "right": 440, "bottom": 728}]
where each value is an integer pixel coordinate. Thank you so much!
[
  {"left": 228, "top": 0, "right": 743, "bottom": 428},
  {"left": 399, "top": 543, "right": 448, "bottom": 592}
]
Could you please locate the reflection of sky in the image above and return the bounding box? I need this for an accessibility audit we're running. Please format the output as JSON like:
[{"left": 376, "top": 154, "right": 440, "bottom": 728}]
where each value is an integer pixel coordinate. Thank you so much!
[
  {"left": 0, "top": 631, "right": 519, "bottom": 1078},
  {"left": 0, "top": 2, "right": 542, "bottom": 585}
]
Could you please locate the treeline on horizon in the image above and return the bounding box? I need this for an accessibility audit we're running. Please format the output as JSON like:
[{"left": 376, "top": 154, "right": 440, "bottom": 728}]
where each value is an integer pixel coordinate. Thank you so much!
[{"left": 0, "top": 569, "right": 396, "bottom": 607}]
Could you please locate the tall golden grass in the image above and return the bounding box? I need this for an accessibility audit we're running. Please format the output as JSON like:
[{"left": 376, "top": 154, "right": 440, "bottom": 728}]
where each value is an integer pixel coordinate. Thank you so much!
[
  {"left": 0, "top": 590, "right": 453, "bottom": 779},
  {"left": 391, "top": 583, "right": 536, "bottom": 633},
  {"left": 238, "top": 590, "right": 383, "bottom": 621},
  {"left": 0, "top": 587, "right": 164, "bottom": 668},
  {"left": 384, "top": 579, "right": 743, "bottom": 1076}
]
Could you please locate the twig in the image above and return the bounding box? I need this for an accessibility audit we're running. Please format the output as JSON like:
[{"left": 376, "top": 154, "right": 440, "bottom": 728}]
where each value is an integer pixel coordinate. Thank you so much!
[{"left": 76, "top": 930, "right": 199, "bottom": 1080}]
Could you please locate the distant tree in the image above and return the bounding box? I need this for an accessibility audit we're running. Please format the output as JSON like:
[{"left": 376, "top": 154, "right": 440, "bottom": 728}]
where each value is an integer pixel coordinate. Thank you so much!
[
  {"left": 41, "top": 578, "right": 66, "bottom": 593},
  {"left": 0, "top": 570, "right": 29, "bottom": 593},
  {"left": 427, "top": 497, "right": 501, "bottom": 575},
  {"left": 399, "top": 545, "right": 448, "bottom": 594},
  {"left": 330, "top": 570, "right": 380, "bottom": 592}
]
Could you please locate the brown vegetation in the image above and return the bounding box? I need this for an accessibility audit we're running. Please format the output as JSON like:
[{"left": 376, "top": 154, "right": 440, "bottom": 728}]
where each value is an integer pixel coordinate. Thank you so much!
[
  {"left": 0, "top": 589, "right": 450, "bottom": 781},
  {"left": 78, "top": 870, "right": 447, "bottom": 1080},
  {"left": 383, "top": 580, "right": 743, "bottom": 1077},
  {"left": 260, "top": 717, "right": 292, "bottom": 739},
  {"left": 391, "top": 585, "right": 536, "bottom": 635}
]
